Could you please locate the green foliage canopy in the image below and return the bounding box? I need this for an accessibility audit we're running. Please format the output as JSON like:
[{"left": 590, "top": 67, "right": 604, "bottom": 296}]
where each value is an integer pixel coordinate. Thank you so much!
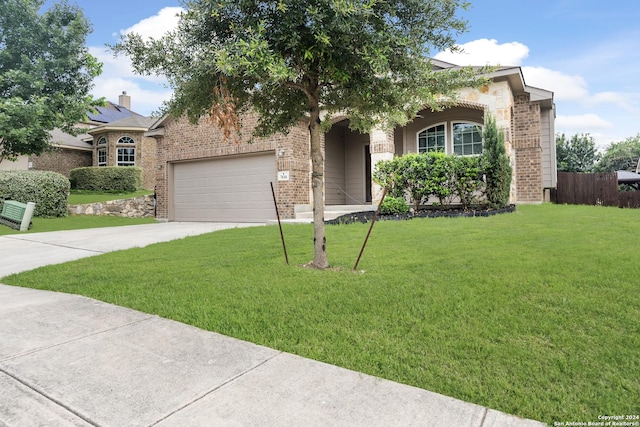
[
  {"left": 595, "top": 134, "right": 640, "bottom": 172},
  {"left": 114, "top": 0, "right": 485, "bottom": 136},
  {"left": 70, "top": 166, "right": 143, "bottom": 192},
  {"left": 0, "top": 0, "right": 102, "bottom": 163},
  {"left": 556, "top": 133, "right": 599, "bottom": 173}
]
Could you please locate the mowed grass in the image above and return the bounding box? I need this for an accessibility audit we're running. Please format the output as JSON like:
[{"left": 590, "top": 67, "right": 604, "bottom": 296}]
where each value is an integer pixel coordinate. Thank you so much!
[
  {"left": 3, "top": 204, "right": 639, "bottom": 423},
  {"left": 0, "top": 190, "right": 155, "bottom": 236},
  {"left": 0, "top": 215, "right": 156, "bottom": 236}
]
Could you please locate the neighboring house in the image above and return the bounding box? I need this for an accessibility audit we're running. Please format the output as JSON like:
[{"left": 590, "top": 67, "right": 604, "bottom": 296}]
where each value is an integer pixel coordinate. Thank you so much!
[
  {"left": 29, "top": 128, "right": 93, "bottom": 177},
  {"left": 1, "top": 129, "right": 93, "bottom": 178},
  {"left": 146, "top": 60, "right": 556, "bottom": 223},
  {"left": 87, "top": 114, "right": 158, "bottom": 190},
  {"left": 3, "top": 92, "right": 157, "bottom": 188}
]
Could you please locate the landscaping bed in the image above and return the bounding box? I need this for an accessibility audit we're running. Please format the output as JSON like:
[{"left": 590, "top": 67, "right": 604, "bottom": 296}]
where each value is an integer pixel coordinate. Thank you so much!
[{"left": 326, "top": 204, "right": 516, "bottom": 224}]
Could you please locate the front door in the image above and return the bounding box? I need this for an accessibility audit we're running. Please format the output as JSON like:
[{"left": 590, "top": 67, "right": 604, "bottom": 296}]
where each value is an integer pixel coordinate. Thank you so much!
[{"left": 365, "top": 145, "right": 372, "bottom": 203}]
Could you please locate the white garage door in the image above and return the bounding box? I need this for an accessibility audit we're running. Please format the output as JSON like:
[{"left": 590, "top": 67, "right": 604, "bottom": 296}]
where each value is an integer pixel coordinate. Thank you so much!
[{"left": 173, "top": 153, "right": 276, "bottom": 222}]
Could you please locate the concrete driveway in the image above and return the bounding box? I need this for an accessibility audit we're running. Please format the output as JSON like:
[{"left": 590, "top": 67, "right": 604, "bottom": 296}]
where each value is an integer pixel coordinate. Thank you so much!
[{"left": 0, "top": 222, "right": 545, "bottom": 426}]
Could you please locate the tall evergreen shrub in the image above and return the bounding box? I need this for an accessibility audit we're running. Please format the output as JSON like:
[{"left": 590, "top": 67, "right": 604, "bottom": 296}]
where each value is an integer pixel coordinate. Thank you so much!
[{"left": 483, "top": 114, "right": 512, "bottom": 208}]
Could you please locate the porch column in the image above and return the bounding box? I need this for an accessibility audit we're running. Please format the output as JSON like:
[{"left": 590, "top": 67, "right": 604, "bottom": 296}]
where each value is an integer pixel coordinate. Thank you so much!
[{"left": 370, "top": 127, "right": 395, "bottom": 205}]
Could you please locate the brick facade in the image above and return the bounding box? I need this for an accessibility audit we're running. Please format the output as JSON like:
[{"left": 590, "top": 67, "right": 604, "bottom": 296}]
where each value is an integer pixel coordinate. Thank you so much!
[
  {"left": 512, "top": 94, "right": 544, "bottom": 202},
  {"left": 153, "top": 113, "right": 310, "bottom": 220},
  {"left": 30, "top": 148, "right": 92, "bottom": 178}
]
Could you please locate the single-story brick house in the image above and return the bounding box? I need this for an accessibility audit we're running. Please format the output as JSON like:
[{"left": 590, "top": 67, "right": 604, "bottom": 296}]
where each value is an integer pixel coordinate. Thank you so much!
[
  {"left": 85, "top": 92, "right": 158, "bottom": 190},
  {"left": 0, "top": 128, "right": 93, "bottom": 177},
  {"left": 146, "top": 60, "right": 556, "bottom": 222},
  {"left": 27, "top": 128, "right": 93, "bottom": 177},
  {"left": 87, "top": 115, "right": 158, "bottom": 190},
  {"left": 2, "top": 92, "right": 157, "bottom": 189}
]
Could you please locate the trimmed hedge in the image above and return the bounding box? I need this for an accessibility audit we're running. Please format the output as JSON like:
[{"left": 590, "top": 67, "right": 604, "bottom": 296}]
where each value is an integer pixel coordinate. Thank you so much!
[
  {"left": 0, "top": 170, "right": 70, "bottom": 217},
  {"left": 374, "top": 152, "right": 485, "bottom": 210},
  {"left": 70, "top": 166, "right": 143, "bottom": 192}
]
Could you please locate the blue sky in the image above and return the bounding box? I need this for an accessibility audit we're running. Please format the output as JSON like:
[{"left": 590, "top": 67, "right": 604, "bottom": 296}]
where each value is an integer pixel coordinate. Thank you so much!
[{"left": 56, "top": 0, "right": 640, "bottom": 149}]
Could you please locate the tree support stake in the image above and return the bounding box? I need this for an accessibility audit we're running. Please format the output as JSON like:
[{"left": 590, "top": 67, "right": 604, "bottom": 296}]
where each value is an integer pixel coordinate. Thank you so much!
[
  {"left": 271, "top": 182, "right": 289, "bottom": 265},
  {"left": 353, "top": 186, "right": 388, "bottom": 271}
]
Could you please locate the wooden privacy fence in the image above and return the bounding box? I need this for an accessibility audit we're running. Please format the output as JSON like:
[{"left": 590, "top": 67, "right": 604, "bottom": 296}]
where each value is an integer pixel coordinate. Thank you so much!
[{"left": 555, "top": 172, "right": 640, "bottom": 208}]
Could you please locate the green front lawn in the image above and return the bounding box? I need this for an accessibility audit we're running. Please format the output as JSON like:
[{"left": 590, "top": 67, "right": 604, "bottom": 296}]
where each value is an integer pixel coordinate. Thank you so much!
[
  {"left": 0, "top": 215, "right": 156, "bottom": 235},
  {"left": 3, "top": 204, "right": 638, "bottom": 423},
  {"left": 0, "top": 190, "right": 156, "bottom": 235}
]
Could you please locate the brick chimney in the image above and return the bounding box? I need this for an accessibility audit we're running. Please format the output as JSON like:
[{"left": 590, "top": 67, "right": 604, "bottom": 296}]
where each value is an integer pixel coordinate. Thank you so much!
[{"left": 118, "top": 91, "right": 131, "bottom": 110}]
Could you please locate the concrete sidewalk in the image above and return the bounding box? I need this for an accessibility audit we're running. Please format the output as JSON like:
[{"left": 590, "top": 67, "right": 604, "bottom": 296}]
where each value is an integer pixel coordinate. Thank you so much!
[{"left": 0, "top": 223, "right": 545, "bottom": 426}]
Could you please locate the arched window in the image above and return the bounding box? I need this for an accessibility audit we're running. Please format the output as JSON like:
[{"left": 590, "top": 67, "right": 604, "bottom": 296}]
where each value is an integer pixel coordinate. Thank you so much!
[
  {"left": 116, "top": 136, "right": 135, "bottom": 166},
  {"left": 97, "top": 136, "right": 106, "bottom": 145},
  {"left": 452, "top": 122, "right": 483, "bottom": 155},
  {"left": 417, "top": 124, "right": 445, "bottom": 153}
]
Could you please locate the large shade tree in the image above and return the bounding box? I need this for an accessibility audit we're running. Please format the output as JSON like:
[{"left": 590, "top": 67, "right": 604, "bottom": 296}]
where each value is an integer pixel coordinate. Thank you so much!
[
  {"left": 595, "top": 134, "right": 640, "bottom": 172},
  {"left": 114, "top": 0, "right": 485, "bottom": 268},
  {"left": 556, "top": 133, "right": 599, "bottom": 173},
  {"left": 0, "top": 0, "right": 102, "bottom": 163}
]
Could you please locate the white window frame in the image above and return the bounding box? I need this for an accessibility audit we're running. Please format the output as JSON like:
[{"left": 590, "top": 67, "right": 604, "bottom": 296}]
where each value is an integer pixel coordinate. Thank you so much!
[
  {"left": 416, "top": 121, "right": 484, "bottom": 155},
  {"left": 452, "top": 122, "right": 483, "bottom": 156},
  {"left": 97, "top": 148, "right": 107, "bottom": 166},
  {"left": 116, "top": 147, "right": 135, "bottom": 166},
  {"left": 118, "top": 135, "right": 135, "bottom": 144},
  {"left": 417, "top": 122, "right": 446, "bottom": 153},
  {"left": 97, "top": 136, "right": 107, "bottom": 145}
]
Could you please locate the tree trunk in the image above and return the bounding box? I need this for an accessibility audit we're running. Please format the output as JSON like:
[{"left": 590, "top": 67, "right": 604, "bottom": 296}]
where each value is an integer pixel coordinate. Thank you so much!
[{"left": 308, "top": 98, "right": 329, "bottom": 268}]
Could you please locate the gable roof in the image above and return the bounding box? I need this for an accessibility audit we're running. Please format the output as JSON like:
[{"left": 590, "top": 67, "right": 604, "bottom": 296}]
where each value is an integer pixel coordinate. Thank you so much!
[
  {"left": 87, "top": 115, "right": 157, "bottom": 135},
  {"left": 49, "top": 128, "right": 93, "bottom": 151}
]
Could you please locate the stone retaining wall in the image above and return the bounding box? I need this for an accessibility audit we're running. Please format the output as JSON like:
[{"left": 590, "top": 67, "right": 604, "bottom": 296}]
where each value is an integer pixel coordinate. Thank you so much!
[{"left": 68, "top": 195, "right": 155, "bottom": 218}]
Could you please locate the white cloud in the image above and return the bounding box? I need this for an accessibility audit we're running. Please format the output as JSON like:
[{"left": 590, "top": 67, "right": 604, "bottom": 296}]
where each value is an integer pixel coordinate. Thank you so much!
[
  {"left": 556, "top": 114, "right": 613, "bottom": 131},
  {"left": 435, "top": 38, "right": 529, "bottom": 66},
  {"left": 117, "top": 7, "right": 183, "bottom": 40},
  {"left": 556, "top": 114, "right": 617, "bottom": 149},
  {"left": 588, "top": 91, "right": 639, "bottom": 113},
  {"left": 87, "top": 8, "right": 185, "bottom": 114},
  {"left": 522, "top": 66, "right": 588, "bottom": 102}
]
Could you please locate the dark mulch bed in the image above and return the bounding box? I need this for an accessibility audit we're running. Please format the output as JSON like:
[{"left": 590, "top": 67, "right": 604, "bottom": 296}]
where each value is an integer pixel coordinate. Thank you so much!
[{"left": 325, "top": 204, "right": 516, "bottom": 225}]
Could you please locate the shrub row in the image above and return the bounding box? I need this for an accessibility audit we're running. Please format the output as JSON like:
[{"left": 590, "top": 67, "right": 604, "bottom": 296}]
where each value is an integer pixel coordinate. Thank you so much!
[
  {"left": 70, "top": 166, "right": 142, "bottom": 192},
  {"left": 374, "top": 115, "right": 513, "bottom": 211},
  {"left": 0, "top": 170, "right": 70, "bottom": 217},
  {"left": 374, "top": 152, "right": 485, "bottom": 211}
]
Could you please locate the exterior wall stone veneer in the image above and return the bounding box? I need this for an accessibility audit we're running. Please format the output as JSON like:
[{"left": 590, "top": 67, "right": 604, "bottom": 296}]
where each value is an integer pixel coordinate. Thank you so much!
[
  {"left": 370, "top": 127, "right": 395, "bottom": 204},
  {"left": 68, "top": 195, "right": 155, "bottom": 218}
]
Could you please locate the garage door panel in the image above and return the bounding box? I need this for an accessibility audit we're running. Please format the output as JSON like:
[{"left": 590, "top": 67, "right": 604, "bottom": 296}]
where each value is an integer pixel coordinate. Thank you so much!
[{"left": 173, "top": 154, "right": 276, "bottom": 222}]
